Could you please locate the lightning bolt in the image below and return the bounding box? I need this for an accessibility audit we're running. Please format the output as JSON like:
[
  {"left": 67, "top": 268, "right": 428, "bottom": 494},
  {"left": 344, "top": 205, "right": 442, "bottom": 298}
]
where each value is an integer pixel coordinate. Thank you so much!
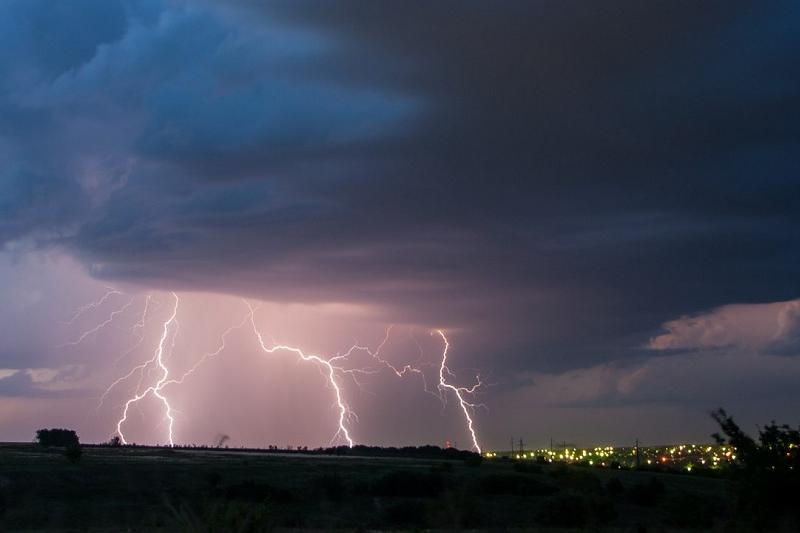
[
  {"left": 131, "top": 294, "right": 153, "bottom": 340},
  {"left": 247, "top": 302, "right": 355, "bottom": 447},
  {"left": 110, "top": 295, "right": 160, "bottom": 369},
  {"left": 62, "top": 287, "right": 122, "bottom": 324},
  {"left": 92, "top": 293, "right": 487, "bottom": 451},
  {"left": 116, "top": 292, "right": 180, "bottom": 446},
  {"left": 60, "top": 296, "right": 137, "bottom": 347},
  {"left": 435, "top": 330, "right": 483, "bottom": 453},
  {"left": 162, "top": 310, "right": 253, "bottom": 387},
  {"left": 342, "top": 327, "right": 443, "bottom": 402}
]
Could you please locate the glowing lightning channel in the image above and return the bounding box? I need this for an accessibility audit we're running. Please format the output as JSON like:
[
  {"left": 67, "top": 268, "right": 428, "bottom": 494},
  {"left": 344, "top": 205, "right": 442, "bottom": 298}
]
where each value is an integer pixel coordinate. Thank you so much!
[
  {"left": 62, "top": 288, "right": 122, "bottom": 324},
  {"left": 60, "top": 296, "right": 137, "bottom": 347},
  {"left": 131, "top": 294, "right": 153, "bottom": 340},
  {"left": 163, "top": 310, "right": 253, "bottom": 387},
  {"left": 111, "top": 295, "right": 159, "bottom": 368},
  {"left": 116, "top": 292, "right": 180, "bottom": 446},
  {"left": 341, "top": 327, "right": 443, "bottom": 402},
  {"left": 247, "top": 302, "right": 355, "bottom": 447},
  {"left": 435, "top": 330, "right": 483, "bottom": 453}
]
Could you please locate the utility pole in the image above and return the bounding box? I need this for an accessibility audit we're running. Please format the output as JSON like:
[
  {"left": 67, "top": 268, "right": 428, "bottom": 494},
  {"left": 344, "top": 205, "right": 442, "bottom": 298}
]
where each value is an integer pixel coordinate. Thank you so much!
[
  {"left": 510, "top": 436, "right": 514, "bottom": 455},
  {"left": 635, "top": 438, "right": 641, "bottom": 469},
  {"left": 519, "top": 438, "right": 524, "bottom": 456}
]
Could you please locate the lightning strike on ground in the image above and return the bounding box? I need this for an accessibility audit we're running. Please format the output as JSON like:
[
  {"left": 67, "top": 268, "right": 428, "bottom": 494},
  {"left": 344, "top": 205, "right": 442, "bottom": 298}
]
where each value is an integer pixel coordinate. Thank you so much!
[
  {"left": 435, "top": 330, "right": 484, "bottom": 453},
  {"left": 116, "top": 292, "right": 180, "bottom": 446},
  {"left": 247, "top": 302, "right": 356, "bottom": 447},
  {"left": 90, "top": 294, "right": 486, "bottom": 450}
]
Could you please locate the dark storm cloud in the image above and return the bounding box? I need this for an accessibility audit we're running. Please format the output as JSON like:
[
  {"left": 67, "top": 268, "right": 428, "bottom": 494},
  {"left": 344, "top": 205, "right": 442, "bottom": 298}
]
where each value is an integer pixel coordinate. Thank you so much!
[{"left": 2, "top": 0, "right": 799, "bottom": 374}]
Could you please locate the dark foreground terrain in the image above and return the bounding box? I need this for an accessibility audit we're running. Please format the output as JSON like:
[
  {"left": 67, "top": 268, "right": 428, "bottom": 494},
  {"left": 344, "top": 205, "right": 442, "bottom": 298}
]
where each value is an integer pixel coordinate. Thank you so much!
[{"left": 0, "top": 443, "right": 728, "bottom": 532}]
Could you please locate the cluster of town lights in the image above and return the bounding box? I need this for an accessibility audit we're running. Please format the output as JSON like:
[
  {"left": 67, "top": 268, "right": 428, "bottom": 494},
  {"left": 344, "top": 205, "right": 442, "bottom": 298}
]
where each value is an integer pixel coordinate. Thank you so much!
[{"left": 483, "top": 443, "right": 739, "bottom": 470}]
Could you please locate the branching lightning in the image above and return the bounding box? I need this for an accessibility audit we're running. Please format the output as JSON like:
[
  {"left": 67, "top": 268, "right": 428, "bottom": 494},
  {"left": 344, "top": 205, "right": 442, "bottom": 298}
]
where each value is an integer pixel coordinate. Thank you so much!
[
  {"left": 247, "top": 302, "right": 356, "bottom": 447},
  {"left": 62, "top": 288, "right": 122, "bottom": 325},
  {"left": 163, "top": 311, "right": 252, "bottom": 387},
  {"left": 115, "top": 292, "right": 180, "bottom": 446},
  {"left": 60, "top": 296, "right": 137, "bottom": 347},
  {"left": 435, "top": 330, "right": 484, "bottom": 452},
  {"left": 84, "top": 292, "right": 486, "bottom": 451},
  {"left": 341, "top": 327, "right": 443, "bottom": 402}
]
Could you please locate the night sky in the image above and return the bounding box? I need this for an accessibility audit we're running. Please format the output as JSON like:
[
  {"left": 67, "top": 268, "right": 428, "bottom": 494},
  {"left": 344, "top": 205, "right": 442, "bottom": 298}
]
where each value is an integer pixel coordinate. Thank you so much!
[{"left": 1, "top": 0, "right": 799, "bottom": 449}]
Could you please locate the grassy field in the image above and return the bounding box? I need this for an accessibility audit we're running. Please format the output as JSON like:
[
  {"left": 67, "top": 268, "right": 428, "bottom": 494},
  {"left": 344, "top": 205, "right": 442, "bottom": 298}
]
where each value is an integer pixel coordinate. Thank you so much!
[{"left": 0, "top": 443, "right": 729, "bottom": 531}]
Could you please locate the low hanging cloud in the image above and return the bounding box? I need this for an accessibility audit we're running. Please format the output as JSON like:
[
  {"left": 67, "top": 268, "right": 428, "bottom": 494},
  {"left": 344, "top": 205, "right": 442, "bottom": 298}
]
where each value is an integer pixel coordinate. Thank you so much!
[
  {"left": 649, "top": 299, "right": 800, "bottom": 356},
  {"left": 0, "top": 365, "right": 88, "bottom": 398}
]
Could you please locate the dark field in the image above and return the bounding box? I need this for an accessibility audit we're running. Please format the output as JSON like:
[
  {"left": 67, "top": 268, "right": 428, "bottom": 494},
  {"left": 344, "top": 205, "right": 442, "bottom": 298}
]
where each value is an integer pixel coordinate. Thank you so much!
[{"left": 0, "top": 443, "right": 728, "bottom": 532}]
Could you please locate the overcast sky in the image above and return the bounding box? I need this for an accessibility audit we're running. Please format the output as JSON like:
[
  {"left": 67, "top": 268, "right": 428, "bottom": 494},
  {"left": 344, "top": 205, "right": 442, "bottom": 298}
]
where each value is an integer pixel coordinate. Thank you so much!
[{"left": 1, "top": 0, "right": 799, "bottom": 449}]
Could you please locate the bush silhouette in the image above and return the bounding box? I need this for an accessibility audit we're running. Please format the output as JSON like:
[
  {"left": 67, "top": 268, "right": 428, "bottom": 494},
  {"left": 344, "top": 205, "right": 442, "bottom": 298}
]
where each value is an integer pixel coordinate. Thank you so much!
[
  {"left": 35, "top": 428, "right": 79, "bottom": 447},
  {"left": 712, "top": 408, "right": 800, "bottom": 528}
]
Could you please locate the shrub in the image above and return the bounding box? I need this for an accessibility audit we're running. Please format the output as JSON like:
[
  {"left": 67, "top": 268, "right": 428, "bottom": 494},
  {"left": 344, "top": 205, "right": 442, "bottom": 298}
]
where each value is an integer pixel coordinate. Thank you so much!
[
  {"left": 164, "top": 496, "right": 274, "bottom": 533},
  {"left": 35, "top": 428, "right": 79, "bottom": 447},
  {"left": 712, "top": 408, "right": 800, "bottom": 527}
]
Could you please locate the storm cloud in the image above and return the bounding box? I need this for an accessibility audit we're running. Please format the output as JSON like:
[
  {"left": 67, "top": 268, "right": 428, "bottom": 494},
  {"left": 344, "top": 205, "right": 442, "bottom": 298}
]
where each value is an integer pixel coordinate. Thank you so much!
[{"left": 1, "top": 0, "right": 799, "bottom": 445}]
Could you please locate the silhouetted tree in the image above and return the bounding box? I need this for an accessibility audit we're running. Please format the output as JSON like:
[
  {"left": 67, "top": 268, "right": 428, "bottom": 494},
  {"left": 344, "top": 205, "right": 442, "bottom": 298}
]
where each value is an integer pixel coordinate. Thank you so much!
[
  {"left": 712, "top": 408, "right": 800, "bottom": 529},
  {"left": 35, "top": 428, "right": 79, "bottom": 447},
  {"left": 108, "top": 435, "right": 122, "bottom": 447}
]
